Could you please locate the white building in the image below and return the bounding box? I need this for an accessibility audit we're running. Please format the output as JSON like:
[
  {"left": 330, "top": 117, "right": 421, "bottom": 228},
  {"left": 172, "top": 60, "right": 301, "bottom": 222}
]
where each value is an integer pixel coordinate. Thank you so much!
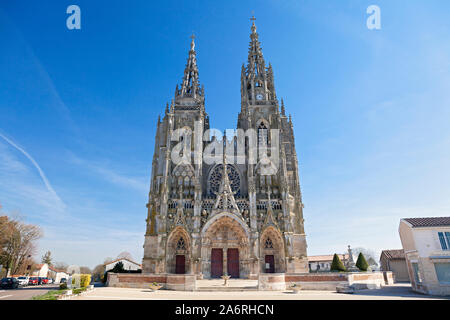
[
  {"left": 399, "top": 217, "right": 450, "bottom": 296},
  {"left": 32, "top": 263, "right": 49, "bottom": 277},
  {"left": 48, "top": 266, "right": 69, "bottom": 283},
  {"left": 31, "top": 263, "right": 68, "bottom": 283},
  {"left": 104, "top": 258, "right": 142, "bottom": 272},
  {"left": 308, "top": 254, "right": 350, "bottom": 272}
]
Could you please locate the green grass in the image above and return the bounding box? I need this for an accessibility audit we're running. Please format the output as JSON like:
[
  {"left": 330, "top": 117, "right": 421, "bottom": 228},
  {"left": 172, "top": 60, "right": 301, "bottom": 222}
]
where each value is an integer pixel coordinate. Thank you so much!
[
  {"left": 31, "top": 287, "right": 88, "bottom": 300},
  {"left": 32, "top": 289, "right": 67, "bottom": 300},
  {"left": 72, "top": 287, "right": 88, "bottom": 295}
]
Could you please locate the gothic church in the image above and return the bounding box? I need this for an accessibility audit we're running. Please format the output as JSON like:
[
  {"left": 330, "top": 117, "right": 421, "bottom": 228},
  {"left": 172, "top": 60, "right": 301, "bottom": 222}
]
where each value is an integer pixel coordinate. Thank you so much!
[{"left": 142, "top": 20, "right": 308, "bottom": 279}]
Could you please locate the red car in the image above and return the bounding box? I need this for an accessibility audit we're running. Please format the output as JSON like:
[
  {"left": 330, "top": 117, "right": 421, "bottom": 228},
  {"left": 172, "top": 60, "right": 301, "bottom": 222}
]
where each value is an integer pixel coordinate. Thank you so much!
[
  {"left": 28, "top": 277, "right": 39, "bottom": 285},
  {"left": 40, "top": 277, "right": 49, "bottom": 284}
]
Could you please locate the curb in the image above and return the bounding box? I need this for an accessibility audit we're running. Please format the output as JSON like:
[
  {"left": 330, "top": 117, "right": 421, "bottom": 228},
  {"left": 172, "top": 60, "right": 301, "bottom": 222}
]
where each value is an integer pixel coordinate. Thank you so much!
[{"left": 58, "top": 286, "right": 95, "bottom": 300}]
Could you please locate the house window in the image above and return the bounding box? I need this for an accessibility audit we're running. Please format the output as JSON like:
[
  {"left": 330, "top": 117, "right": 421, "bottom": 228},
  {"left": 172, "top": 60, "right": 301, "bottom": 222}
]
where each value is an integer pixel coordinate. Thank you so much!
[
  {"left": 412, "top": 262, "right": 422, "bottom": 283},
  {"left": 438, "top": 232, "right": 450, "bottom": 250},
  {"left": 434, "top": 263, "right": 450, "bottom": 284}
]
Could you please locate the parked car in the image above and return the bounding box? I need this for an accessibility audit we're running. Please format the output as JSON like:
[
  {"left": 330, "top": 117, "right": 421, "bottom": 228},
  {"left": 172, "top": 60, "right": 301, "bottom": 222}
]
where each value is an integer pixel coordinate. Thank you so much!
[
  {"left": 47, "top": 278, "right": 54, "bottom": 284},
  {"left": 28, "top": 277, "right": 39, "bottom": 285},
  {"left": 60, "top": 278, "right": 67, "bottom": 284},
  {"left": 1, "top": 278, "right": 19, "bottom": 289},
  {"left": 16, "top": 276, "right": 29, "bottom": 286},
  {"left": 40, "top": 277, "right": 49, "bottom": 284}
]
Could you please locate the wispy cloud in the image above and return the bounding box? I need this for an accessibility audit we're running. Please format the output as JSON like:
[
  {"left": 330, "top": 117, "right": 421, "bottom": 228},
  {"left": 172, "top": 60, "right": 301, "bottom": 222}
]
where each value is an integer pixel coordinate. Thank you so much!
[
  {"left": 0, "top": 133, "right": 61, "bottom": 202},
  {"left": 67, "top": 152, "right": 148, "bottom": 193},
  {"left": 0, "top": 133, "right": 67, "bottom": 218}
]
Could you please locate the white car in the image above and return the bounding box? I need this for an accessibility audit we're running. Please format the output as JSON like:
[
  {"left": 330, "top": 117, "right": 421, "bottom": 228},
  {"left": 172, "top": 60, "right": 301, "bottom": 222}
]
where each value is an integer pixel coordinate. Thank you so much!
[
  {"left": 47, "top": 278, "right": 54, "bottom": 284},
  {"left": 16, "top": 276, "right": 29, "bottom": 286}
]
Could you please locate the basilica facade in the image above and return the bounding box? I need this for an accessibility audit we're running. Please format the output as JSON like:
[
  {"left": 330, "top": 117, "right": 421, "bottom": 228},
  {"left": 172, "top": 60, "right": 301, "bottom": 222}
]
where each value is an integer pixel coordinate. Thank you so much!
[{"left": 142, "top": 21, "right": 308, "bottom": 279}]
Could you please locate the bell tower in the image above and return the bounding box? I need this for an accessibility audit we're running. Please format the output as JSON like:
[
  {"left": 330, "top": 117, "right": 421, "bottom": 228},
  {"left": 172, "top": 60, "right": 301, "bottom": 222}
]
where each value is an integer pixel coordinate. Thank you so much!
[{"left": 240, "top": 17, "right": 277, "bottom": 111}]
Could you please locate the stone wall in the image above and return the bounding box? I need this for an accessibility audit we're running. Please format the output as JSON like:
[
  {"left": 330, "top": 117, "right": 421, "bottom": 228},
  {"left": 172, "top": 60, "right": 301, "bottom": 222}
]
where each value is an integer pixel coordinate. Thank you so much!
[
  {"left": 107, "top": 271, "right": 394, "bottom": 292},
  {"left": 285, "top": 273, "right": 348, "bottom": 291},
  {"left": 258, "top": 273, "right": 286, "bottom": 291},
  {"left": 106, "top": 273, "right": 196, "bottom": 291},
  {"left": 286, "top": 272, "right": 393, "bottom": 291}
]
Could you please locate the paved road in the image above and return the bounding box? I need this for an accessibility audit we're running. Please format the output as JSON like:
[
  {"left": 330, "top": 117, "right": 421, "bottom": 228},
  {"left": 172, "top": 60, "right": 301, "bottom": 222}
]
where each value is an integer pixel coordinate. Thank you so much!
[{"left": 0, "top": 285, "right": 59, "bottom": 300}]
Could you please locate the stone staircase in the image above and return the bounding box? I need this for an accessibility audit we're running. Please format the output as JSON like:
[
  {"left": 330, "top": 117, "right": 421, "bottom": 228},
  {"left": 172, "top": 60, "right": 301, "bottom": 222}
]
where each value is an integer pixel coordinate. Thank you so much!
[{"left": 196, "top": 279, "right": 259, "bottom": 292}]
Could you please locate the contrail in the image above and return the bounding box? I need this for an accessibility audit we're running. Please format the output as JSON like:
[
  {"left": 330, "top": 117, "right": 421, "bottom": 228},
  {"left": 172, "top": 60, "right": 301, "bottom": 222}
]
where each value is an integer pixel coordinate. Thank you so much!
[{"left": 0, "top": 132, "right": 65, "bottom": 207}]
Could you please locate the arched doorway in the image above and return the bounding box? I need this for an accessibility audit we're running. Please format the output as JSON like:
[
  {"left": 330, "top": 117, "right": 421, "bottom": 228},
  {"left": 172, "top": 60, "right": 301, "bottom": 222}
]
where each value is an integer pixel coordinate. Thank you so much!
[
  {"left": 201, "top": 214, "right": 250, "bottom": 279},
  {"left": 167, "top": 227, "right": 191, "bottom": 274},
  {"left": 260, "top": 226, "right": 286, "bottom": 273}
]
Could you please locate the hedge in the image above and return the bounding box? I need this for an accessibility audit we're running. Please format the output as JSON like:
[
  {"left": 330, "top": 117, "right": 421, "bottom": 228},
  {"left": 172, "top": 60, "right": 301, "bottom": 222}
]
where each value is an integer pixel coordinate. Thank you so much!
[
  {"left": 71, "top": 274, "right": 92, "bottom": 288},
  {"left": 330, "top": 253, "right": 347, "bottom": 272},
  {"left": 356, "top": 252, "right": 369, "bottom": 271}
]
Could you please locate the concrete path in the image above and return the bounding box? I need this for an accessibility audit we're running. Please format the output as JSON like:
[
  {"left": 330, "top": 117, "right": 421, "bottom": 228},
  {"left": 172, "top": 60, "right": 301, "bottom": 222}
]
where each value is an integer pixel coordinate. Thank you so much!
[{"left": 72, "top": 284, "right": 448, "bottom": 300}]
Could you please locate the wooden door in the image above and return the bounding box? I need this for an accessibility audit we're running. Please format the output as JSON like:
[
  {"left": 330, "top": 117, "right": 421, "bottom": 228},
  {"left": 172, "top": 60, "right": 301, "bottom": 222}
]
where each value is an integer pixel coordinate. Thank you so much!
[
  {"left": 265, "top": 255, "right": 275, "bottom": 273},
  {"left": 227, "top": 248, "right": 240, "bottom": 278},
  {"left": 211, "top": 249, "right": 223, "bottom": 278},
  {"left": 175, "top": 255, "right": 185, "bottom": 274}
]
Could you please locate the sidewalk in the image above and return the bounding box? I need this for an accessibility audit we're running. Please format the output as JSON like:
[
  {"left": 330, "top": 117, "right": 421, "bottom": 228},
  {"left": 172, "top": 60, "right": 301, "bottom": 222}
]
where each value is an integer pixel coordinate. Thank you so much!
[{"left": 72, "top": 284, "right": 448, "bottom": 300}]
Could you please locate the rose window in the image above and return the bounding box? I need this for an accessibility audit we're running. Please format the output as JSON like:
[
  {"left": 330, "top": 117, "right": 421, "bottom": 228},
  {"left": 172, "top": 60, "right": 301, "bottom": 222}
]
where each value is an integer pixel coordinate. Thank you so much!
[{"left": 209, "top": 164, "right": 240, "bottom": 195}]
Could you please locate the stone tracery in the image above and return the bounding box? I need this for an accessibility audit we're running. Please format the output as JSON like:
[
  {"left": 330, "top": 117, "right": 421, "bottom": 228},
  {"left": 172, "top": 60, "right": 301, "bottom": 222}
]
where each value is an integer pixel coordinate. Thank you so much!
[{"left": 208, "top": 164, "right": 241, "bottom": 196}]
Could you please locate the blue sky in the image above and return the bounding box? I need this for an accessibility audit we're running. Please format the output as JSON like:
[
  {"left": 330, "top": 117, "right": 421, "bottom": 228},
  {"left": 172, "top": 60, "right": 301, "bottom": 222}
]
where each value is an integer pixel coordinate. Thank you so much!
[{"left": 1, "top": 0, "right": 450, "bottom": 268}]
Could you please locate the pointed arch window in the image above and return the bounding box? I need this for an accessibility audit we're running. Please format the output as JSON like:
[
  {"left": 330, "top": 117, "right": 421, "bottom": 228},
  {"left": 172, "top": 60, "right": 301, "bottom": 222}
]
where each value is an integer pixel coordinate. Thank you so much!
[
  {"left": 264, "top": 238, "right": 274, "bottom": 249},
  {"left": 258, "top": 122, "right": 269, "bottom": 147},
  {"left": 176, "top": 237, "right": 186, "bottom": 250}
]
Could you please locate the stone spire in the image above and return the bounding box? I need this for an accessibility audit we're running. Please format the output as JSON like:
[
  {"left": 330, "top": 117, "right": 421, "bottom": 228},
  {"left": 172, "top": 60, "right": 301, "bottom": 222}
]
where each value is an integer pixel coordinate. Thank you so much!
[
  {"left": 281, "top": 98, "right": 286, "bottom": 115},
  {"left": 213, "top": 132, "right": 240, "bottom": 213},
  {"left": 247, "top": 17, "right": 265, "bottom": 77},
  {"left": 176, "top": 34, "right": 204, "bottom": 101},
  {"left": 240, "top": 16, "right": 278, "bottom": 106}
]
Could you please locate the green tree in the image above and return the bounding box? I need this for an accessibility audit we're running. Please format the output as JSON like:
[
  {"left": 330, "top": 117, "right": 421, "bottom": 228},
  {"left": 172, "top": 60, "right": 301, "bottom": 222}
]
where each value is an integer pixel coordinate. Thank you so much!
[
  {"left": 111, "top": 261, "right": 125, "bottom": 273},
  {"left": 330, "top": 253, "right": 346, "bottom": 272},
  {"left": 41, "top": 251, "right": 52, "bottom": 265},
  {"left": 356, "top": 252, "right": 369, "bottom": 271}
]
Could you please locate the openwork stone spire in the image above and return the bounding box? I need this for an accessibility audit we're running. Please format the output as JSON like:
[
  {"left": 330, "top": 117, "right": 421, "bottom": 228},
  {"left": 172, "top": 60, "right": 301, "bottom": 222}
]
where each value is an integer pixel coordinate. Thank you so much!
[
  {"left": 213, "top": 133, "right": 240, "bottom": 212},
  {"left": 247, "top": 17, "right": 265, "bottom": 77},
  {"left": 240, "top": 16, "right": 277, "bottom": 107},
  {"left": 175, "top": 34, "right": 204, "bottom": 102}
]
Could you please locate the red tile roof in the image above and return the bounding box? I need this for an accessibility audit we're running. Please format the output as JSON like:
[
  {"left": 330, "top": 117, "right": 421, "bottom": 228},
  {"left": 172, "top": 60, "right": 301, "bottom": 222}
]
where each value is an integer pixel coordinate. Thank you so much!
[
  {"left": 48, "top": 266, "right": 67, "bottom": 273},
  {"left": 103, "top": 258, "right": 142, "bottom": 267},
  {"left": 403, "top": 217, "right": 450, "bottom": 228},
  {"left": 307, "top": 254, "right": 349, "bottom": 262},
  {"left": 380, "top": 249, "right": 405, "bottom": 260}
]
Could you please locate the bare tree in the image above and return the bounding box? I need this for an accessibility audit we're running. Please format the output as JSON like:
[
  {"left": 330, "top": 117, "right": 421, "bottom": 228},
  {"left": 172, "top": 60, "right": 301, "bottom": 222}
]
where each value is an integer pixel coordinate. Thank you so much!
[
  {"left": 53, "top": 262, "right": 68, "bottom": 272},
  {"left": 0, "top": 216, "right": 42, "bottom": 276},
  {"left": 80, "top": 266, "right": 92, "bottom": 274},
  {"left": 352, "top": 247, "right": 379, "bottom": 267},
  {"left": 117, "top": 251, "right": 133, "bottom": 261},
  {"left": 92, "top": 264, "right": 105, "bottom": 281},
  {"left": 103, "top": 257, "right": 114, "bottom": 264},
  {"left": 41, "top": 250, "right": 52, "bottom": 265}
]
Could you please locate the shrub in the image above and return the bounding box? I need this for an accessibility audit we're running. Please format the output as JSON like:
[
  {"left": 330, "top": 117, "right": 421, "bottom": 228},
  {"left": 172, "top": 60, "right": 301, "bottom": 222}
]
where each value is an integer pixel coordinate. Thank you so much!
[
  {"left": 356, "top": 252, "right": 369, "bottom": 271},
  {"left": 80, "top": 274, "right": 91, "bottom": 287},
  {"left": 59, "top": 283, "right": 67, "bottom": 290},
  {"left": 102, "top": 271, "right": 109, "bottom": 284},
  {"left": 71, "top": 274, "right": 92, "bottom": 288},
  {"left": 330, "top": 253, "right": 347, "bottom": 272}
]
